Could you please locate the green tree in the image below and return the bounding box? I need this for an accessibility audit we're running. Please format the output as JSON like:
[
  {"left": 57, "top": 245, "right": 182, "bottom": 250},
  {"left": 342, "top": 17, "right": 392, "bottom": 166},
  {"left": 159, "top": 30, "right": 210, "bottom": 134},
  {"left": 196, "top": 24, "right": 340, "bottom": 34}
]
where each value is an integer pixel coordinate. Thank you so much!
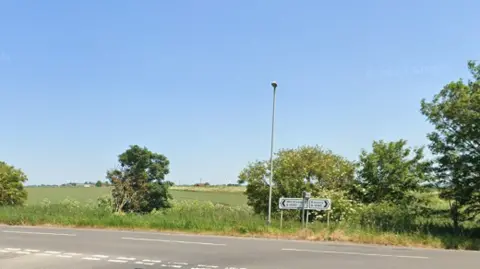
[
  {"left": 95, "top": 180, "right": 102, "bottom": 187},
  {"left": 238, "top": 145, "right": 354, "bottom": 215},
  {"left": 0, "top": 161, "right": 28, "bottom": 206},
  {"left": 354, "top": 140, "right": 431, "bottom": 204},
  {"left": 420, "top": 60, "right": 480, "bottom": 230},
  {"left": 106, "top": 145, "right": 171, "bottom": 213}
]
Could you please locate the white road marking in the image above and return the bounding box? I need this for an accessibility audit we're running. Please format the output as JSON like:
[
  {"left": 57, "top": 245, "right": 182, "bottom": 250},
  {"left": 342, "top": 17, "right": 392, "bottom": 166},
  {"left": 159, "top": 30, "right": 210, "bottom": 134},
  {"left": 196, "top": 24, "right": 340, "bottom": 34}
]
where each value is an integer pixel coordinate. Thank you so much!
[
  {"left": 5, "top": 248, "right": 21, "bottom": 251},
  {"left": 15, "top": 251, "right": 31, "bottom": 254},
  {"left": 82, "top": 257, "right": 101, "bottom": 261},
  {"left": 198, "top": 265, "right": 218, "bottom": 268},
  {"left": 44, "top": 251, "right": 61, "bottom": 254},
  {"left": 135, "top": 261, "right": 145, "bottom": 265},
  {"left": 281, "top": 248, "right": 429, "bottom": 259},
  {"left": 24, "top": 249, "right": 40, "bottom": 252},
  {"left": 0, "top": 250, "right": 10, "bottom": 253},
  {"left": 121, "top": 237, "right": 226, "bottom": 246},
  {"left": 108, "top": 259, "right": 128, "bottom": 263},
  {"left": 92, "top": 254, "right": 109, "bottom": 258},
  {"left": 173, "top": 262, "right": 188, "bottom": 265},
  {"left": 56, "top": 255, "right": 72, "bottom": 258},
  {"left": 2, "top": 230, "right": 76, "bottom": 237},
  {"left": 117, "top": 256, "right": 136, "bottom": 261},
  {"left": 144, "top": 262, "right": 155, "bottom": 265}
]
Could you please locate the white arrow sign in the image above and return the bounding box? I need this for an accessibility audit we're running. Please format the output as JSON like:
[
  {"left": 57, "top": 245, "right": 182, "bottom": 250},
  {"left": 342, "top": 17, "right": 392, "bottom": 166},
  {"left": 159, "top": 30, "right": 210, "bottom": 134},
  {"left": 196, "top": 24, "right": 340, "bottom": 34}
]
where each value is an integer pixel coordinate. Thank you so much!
[
  {"left": 308, "top": 199, "right": 331, "bottom": 211},
  {"left": 279, "top": 198, "right": 305, "bottom": 210}
]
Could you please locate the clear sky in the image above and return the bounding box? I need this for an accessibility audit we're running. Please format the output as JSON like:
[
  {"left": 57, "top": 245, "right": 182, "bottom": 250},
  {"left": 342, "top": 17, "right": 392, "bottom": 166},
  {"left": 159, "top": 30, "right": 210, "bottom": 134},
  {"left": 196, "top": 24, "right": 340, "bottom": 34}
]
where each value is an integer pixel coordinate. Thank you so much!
[{"left": 1, "top": 1, "right": 478, "bottom": 186}]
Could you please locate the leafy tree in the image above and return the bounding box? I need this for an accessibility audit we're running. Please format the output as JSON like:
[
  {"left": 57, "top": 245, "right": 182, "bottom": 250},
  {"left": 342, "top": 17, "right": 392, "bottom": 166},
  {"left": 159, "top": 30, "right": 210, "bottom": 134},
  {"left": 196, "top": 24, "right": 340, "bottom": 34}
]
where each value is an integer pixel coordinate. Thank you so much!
[
  {"left": 0, "top": 161, "right": 28, "bottom": 206},
  {"left": 95, "top": 180, "right": 102, "bottom": 187},
  {"left": 420, "top": 60, "right": 480, "bottom": 230},
  {"left": 106, "top": 145, "right": 171, "bottom": 213},
  {"left": 354, "top": 140, "right": 431, "bottom": 204},
  {"left": 238, "top": 145, "right": 354, "bottom": 215}
]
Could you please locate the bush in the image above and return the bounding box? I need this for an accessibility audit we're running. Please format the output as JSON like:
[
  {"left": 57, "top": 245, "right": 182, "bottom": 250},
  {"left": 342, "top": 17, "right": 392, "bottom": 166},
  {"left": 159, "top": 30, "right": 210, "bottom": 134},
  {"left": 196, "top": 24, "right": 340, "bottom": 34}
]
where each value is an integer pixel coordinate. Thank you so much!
[
  {"left": 357, "top": 202, "right": 419, "bottom": 233},
  {"left": 312, "top": 189, "right": 363, "bottom": 223},
  {"left": 0, "top": 161, "right": 28, "bottom": 206}
]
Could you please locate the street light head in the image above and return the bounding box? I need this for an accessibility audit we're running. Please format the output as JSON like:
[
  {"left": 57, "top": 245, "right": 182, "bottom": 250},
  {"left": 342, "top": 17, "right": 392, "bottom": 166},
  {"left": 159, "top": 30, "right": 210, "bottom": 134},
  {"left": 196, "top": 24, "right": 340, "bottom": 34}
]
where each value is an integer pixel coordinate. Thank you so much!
[{"left": 271, "top": 81, "right": 277, "bottom": 89}]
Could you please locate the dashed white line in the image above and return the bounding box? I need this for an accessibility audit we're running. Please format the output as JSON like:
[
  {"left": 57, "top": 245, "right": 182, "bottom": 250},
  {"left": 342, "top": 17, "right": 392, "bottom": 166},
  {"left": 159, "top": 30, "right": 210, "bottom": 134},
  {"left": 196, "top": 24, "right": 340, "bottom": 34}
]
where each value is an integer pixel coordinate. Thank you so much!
[
  {"left": 2, "top": 230, "right": 76, "bottom": 237},
  {"left": 281, "top": 248, "right": 429, "bottom": 259},
  {"left": 144, "top": 262, "right": 155, "bottom": 265},
  {"left": 5, "top": 248, "right": 21, "bottom": 251},
  {"left": 143, "top": 259, "right": 162, "bottom": 263},
  {"left": 108, "top": 259, "right": 128, "bottom": 263},
  {"left": 82, "top": 257, "right": 101, "bottom": 261},
  {"left": 24, "top": 249, "right": 40, "bottom": 252},
  {"left": 56, "top": 255, "right": 72, "bottom": 258},
  {"left": 15, "top": 251, "right": 31, "bottom": 254},
  {"left": 0, "top": 250, "right": 10, "bottom": 253},
  {"left": 117, "top": 256, "right": 136, "bottom": 261},
  {"left": 198, "top": 265, "right": 218, "bottom": 268},
  {"left": 92, "top": 254, "right": 109, "bottom": 258},
  {"left": 121, "top": 237, "right": 226, "bottom": 246},
  {"left": 173, "top": 262, "right": 188, "bottom": 265}
]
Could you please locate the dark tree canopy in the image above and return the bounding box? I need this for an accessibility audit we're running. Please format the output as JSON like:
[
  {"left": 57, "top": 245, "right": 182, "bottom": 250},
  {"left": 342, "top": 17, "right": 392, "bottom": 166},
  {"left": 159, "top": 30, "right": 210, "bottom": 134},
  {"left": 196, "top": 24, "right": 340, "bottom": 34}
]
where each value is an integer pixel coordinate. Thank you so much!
[
  {"left": 421, "top": 60, "right": 480, "bottom": 228},
  {"left": 238, "top": 145, "right": 355, "bottom": 215},
  {"left": 107, "top": 145, "right": 171, "bottom": 213},
  {"left": 354, "top": 140, "right": 431, "bottom": 204}
]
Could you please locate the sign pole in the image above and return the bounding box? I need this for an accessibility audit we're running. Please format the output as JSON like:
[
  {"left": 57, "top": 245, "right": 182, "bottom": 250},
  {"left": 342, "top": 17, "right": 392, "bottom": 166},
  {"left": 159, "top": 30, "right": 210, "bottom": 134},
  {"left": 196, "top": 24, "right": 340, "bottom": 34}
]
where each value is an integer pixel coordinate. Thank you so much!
[
  {"left": 278, "top": 197, "right": 331, "bottom": 229},
  {"left": 305, "top": 210, "right": 309, "bottom": 229},
  {"left": 280, "top": 210, "right": 283, "bottom": 229},
  {"left": 301, "top": 198, "right": 305, "bottom": 228},
  {"left": 327, "top": 210, "right": 331, "bottom": 228}
]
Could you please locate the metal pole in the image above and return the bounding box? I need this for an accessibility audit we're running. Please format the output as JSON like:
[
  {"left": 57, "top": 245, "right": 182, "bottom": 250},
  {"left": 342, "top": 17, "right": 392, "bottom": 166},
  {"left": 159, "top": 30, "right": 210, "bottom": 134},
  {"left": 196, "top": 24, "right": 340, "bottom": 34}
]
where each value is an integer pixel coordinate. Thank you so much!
[
  {"left": 267, "top": 82, "right": 277, "bottom": 225},
  {"left": 301, "top": 199, "right": 305, "bottom": 228},
  {"left": 280, "top": 210, "right": 283, "bottom": 229},
  {"left": 327, "top": 210, "right": 331, "bottom": 228},
  {"left": 306, "top": 210, "right": 309, "bottom": 229}
]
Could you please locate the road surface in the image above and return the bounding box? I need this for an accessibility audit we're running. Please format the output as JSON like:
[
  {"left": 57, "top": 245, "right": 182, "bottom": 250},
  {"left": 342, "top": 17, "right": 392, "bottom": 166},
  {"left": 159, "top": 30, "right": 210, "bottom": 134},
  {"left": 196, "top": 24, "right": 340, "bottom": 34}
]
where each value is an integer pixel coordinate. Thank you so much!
[{"left": 0, "top": 225, "right": 478, "bottom": 269}]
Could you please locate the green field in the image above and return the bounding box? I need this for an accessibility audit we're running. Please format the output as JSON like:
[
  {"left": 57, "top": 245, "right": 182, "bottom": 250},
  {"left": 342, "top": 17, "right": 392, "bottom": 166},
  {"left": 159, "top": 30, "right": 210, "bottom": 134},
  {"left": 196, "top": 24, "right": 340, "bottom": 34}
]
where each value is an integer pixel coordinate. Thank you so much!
[{"left": 26, "top": 187, "right": 247, "bottom": 206}]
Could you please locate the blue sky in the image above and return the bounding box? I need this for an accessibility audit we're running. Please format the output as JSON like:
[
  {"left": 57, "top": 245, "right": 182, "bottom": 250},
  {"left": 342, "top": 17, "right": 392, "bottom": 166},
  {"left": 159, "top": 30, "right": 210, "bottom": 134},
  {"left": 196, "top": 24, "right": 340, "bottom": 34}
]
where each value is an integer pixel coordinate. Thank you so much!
[{"left": 1, "top": 1, "right": 478, "bottom": 186}]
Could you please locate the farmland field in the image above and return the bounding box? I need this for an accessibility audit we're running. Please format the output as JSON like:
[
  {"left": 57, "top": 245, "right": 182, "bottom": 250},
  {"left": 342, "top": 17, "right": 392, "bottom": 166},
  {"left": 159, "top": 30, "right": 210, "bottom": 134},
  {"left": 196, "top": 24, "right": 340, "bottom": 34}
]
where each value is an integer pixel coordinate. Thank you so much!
[{"left": 26, "top": 186, "right": 247, "bottom": 206}]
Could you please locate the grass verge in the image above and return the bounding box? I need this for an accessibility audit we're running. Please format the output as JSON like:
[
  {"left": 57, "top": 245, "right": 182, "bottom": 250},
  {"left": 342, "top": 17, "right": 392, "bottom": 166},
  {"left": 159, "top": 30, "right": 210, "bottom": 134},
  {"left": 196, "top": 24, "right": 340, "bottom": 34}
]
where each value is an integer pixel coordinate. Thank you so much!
[{"left": 0, "top": 199, "right": 478, "bottom": 250}]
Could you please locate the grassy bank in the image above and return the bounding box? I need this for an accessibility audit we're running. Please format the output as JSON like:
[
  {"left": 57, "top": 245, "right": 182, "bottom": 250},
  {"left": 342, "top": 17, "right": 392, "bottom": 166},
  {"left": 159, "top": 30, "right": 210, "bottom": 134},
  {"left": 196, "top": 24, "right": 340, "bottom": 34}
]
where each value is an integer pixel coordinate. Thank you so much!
[{"left": 1, "top": 199, "right": 478, "bottom": 250}]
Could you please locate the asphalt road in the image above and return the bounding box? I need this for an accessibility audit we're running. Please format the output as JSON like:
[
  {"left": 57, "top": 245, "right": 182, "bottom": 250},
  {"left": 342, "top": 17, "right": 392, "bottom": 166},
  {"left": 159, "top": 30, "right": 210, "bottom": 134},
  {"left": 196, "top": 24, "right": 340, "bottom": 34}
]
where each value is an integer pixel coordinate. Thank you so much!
[{"left": 0, "top": 225, "right": 478, "bottom": 269}]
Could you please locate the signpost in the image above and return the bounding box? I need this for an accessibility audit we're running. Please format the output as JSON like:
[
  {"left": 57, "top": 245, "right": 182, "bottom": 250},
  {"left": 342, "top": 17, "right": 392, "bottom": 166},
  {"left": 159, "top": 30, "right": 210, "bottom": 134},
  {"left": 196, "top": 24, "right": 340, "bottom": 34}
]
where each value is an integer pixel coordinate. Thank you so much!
[
  {"left": 308, "top": 199, "right": 331, "bottom": 211},
  {"left": 279, "top": 198, "right": 304, "bottom": 210},
  {"left": 278, "top": 195, "right": 332, "bottom": 229}
]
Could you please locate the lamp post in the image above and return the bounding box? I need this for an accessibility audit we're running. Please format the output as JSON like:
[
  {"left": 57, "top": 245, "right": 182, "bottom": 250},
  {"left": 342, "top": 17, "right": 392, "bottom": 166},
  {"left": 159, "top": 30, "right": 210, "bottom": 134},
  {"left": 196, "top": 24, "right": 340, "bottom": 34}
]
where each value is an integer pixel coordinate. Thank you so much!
[{"left": 267, "top": 81, "right": 277, "bottom": 225}]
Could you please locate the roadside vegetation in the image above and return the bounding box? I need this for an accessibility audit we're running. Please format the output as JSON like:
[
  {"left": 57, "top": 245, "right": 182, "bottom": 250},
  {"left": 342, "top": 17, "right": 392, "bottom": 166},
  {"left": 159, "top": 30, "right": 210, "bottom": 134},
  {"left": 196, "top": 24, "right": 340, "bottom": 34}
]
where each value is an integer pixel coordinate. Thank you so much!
[{"left": 1, "top": 60, "right": 479, "bottom": 250}]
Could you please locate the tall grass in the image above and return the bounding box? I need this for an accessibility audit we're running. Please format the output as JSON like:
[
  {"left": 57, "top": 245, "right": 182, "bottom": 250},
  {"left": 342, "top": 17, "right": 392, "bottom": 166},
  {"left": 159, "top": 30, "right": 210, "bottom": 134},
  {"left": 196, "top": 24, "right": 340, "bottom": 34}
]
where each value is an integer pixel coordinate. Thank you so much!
[{"left": 0, "top": 198, "right": 478, "bottom": 250}]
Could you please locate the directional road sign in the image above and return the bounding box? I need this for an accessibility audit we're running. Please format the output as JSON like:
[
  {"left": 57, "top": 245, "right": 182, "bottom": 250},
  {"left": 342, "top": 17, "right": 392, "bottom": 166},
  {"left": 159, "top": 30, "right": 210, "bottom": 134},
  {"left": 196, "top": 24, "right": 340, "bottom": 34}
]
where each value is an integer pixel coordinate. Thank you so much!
[
  {"left": 278, "top": 198, "right": 305, "bottom": 210},
  {"left": 308, "top": 199, "right": 331, "bottom": 211},
  {"left": 279, "top": 197, "right": 331, "bottom": 211}
]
